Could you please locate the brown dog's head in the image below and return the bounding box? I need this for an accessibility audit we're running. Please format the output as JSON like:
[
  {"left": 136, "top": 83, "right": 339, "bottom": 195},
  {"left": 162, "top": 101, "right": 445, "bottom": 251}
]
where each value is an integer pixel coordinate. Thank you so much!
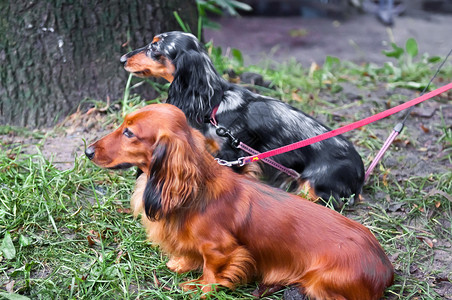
[
  {"left": 85, "top": 104, "right": 187, "bottom": 171},
  {"left": 85, "top": 103, "right": 216, "bottom": 220}
]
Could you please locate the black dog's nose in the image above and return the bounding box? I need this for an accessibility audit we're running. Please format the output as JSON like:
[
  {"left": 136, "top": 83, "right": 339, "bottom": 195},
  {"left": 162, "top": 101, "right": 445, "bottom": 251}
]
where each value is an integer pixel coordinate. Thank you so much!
[
  {"left": 120, "top": 46, "right": 147, "bottom": 64},
  {"left": 120, "top": 54, "right": 128, "bottom": 63},
  {"left": 85, "top": 146, "right": 95, "bottom": 160}
]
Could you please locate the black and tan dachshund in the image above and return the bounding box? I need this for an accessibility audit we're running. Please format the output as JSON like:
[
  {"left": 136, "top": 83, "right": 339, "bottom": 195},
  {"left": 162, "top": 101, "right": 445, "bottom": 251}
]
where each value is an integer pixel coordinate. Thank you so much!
[{"left": 120, "top": 31, "right": 365, "bottom": 207}]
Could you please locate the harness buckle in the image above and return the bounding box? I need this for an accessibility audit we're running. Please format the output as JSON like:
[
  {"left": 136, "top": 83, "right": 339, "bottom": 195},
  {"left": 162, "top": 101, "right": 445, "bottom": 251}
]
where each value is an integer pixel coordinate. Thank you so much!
[
  {"left": 214, "top": 157, "right": 245, "bottom": 167},
  {"left": 215, "top": 126, "right": 240, "bottom": 149}
]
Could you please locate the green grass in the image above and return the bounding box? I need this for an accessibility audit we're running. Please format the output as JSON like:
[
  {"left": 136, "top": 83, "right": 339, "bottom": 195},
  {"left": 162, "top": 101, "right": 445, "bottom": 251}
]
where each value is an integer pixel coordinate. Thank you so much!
[
  {"left": 1, "top": 39, "right": 452, "bottom": 299},
  {"left": 0, "top": 149, "right": 284, "bottom": 299},
  {"left": 360, "top": 172, "right": 452, "bottom": 299},
  {"left": 1, "top": 144, "right": 450, "bottom": 299}
]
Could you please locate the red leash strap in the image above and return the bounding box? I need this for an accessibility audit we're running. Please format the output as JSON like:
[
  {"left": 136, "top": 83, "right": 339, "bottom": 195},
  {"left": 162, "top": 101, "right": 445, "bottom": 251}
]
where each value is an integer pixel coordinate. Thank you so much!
[{"left": 243, "top": 82, "right": 452, "bottom": 165}]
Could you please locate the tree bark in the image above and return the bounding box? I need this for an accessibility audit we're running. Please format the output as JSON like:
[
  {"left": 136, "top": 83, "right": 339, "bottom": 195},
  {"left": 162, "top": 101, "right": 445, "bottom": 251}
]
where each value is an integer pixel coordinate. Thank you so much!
[{"left": 0, "top": 0, "right": 198, "bottom": 127}]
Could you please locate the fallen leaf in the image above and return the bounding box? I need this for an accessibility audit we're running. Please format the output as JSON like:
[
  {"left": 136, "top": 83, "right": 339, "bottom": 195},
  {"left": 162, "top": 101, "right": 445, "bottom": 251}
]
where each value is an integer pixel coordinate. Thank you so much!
[
  {"left": 153, "top": 271, "right": 161, "bottom": 287},
  {"left": 1, "top": 232, "right": 16, "bottom": 260},
  {"left": 434, "top": 276, "right": 450, "bottom": 283},
  {"left": 89, "top": 230, "right": 105, "bottom": 239},
  {"left": 411, "top": 106, "right": 437, "bottom": 118},
  {"left": 98, "top": 96, "right": 111, "bottom": 112},
  {"left": 394, "top": 137, "right": 411, "bottom": 147},
  {"left": 416, "top": 236, "right": 434, "bottom": 248},
  {"left": 413, "top": 204, "right": 424, "bottom": 212},
  {"left": 291, "top": 91, "right": 303, "bottom": 102},
  {"left": 6, "top": 280, "right": 14, "bottom": 293},
  {"left": 117, "top": 207, "right": 131, "bottom": 214},
  {"left": 332, "top": 20, "right": 341, "bottom": 27},
  {"left": 115, "top": 250, "right": 124, "bottom": 264},
  {"left": 426, "top": 188, "right": 452, "bottom": 202},
  {"left": 289, "top": 28, "right": 308, "bottom": 37},
  {"left": 86, "top": 235, "right": 96, "bottom": 246},
  {"left": 19, "top": 235, "right": 30, "bottom": 247},
  {"left": 309, "top": 62, "right": 319, "bottom": 77},
  {"left": 382, "top": 172, "right": 389, "bottom": 187},
  {"left": 85, "top": 107, "right": 97, "bottom": 115},
  {"left": 420, "top": 123, "right": 430, "bottom": 133},
  {"left": 0, "top": 292, "right": 30, "bottom": 300},
  {"left": 409, "top": 265, "right": 419, "bottom": 274},
  {"left": 387, "top": 202, "right": 405, "bottom": 212},
  {"left": 390, "top": 253, "right": 399, "bottom": 261}
]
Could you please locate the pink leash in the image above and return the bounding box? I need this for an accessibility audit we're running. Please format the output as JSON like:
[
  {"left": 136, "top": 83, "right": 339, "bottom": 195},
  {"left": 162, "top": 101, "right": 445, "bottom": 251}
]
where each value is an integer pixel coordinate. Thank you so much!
[
  {"left": 211, "top": 49, "right": 452, "bottom": 181},
  {"left": 364, "top": 48, "right": 452, "bottom": 181},
  {"left": 364, "top": 123, "right": 403, "bottom": 181},
  {"left": 241, "top": 81, "right": 452, "bottom": 164},
  {"left": 210, "top": 107, "right": 301, "bottom": 179}
]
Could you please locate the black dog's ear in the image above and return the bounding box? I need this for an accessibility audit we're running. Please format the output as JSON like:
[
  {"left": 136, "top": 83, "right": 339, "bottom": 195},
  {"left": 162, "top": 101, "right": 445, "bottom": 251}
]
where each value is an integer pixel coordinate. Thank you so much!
[{"left": 168, "top": 49, "right": 224, "bottom": 122}]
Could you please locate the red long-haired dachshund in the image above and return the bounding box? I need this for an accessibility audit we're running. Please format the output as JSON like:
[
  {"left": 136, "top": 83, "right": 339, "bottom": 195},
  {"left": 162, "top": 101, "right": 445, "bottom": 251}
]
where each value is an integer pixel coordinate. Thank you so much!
[
  {"left": 119, "top": 31, "right": 365, "bottom": 208},
  {"left": 85, "top": 104, "right": 393, "bottom": 299}
]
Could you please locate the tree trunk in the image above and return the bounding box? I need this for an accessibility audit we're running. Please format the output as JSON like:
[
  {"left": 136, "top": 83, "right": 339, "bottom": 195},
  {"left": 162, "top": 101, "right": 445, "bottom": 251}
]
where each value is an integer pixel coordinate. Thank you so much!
[{"left": 0, "top": 0, "right": 198, "bottom": 127}]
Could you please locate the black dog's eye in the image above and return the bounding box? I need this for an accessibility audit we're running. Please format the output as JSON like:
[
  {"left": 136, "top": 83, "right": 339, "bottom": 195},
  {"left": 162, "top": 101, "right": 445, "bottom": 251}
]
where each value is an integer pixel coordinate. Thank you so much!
[
  {"left": 151, "top": 51, "right": 162, "bottom": 60},
  {"left": 123, "top": 128, "right": 135, "bottom": 138}
]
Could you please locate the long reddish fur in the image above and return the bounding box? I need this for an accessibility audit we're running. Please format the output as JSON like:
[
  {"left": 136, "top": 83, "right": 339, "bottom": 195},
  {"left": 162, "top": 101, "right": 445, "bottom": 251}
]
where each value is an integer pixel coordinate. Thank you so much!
[{"left": 86, "top": 104, "right": 393, "bottom": 299}]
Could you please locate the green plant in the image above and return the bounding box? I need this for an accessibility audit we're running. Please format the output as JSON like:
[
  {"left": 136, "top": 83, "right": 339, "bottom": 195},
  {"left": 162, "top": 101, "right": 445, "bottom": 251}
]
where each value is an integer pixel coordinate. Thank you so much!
[
  {"left": 334, "top": 38, "right": 452, "bottom": 93},
  {"left": 197, "top": 0, "right": 252, "bottom": 28},
  {"left": 174, "top": 0, "right": 252, "bottom": 39},
  {"left": 374, "top": 38, "right": 442, "bottom": 89}
]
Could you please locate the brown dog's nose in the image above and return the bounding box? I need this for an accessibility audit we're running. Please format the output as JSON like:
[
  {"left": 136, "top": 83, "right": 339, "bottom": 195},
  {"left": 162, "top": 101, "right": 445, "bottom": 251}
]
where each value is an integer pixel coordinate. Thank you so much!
[{"left": 85, "top": 146, "right": 95, "bottom": 160}]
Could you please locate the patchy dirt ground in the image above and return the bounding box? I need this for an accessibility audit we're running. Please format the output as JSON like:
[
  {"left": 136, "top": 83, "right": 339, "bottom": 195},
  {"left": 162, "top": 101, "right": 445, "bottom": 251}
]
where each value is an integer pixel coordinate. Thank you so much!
[
  {"left": 204, "top": 12, "right": 452, "bottom": 66},
  {"left": 2, "top": 11, "right": 452, "bottom": 299}
]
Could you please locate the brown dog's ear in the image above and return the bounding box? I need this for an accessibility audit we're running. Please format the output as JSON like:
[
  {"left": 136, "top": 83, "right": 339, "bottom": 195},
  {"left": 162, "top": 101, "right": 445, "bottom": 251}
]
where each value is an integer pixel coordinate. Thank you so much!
[{"left": 144, "top": 134, "right": 201, "bottom": 220}]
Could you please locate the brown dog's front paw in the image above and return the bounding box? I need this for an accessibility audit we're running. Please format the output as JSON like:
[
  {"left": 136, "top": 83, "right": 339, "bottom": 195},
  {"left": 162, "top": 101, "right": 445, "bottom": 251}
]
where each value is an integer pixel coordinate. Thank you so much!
[
  {"left": 180, "top": 279, "right": 201, "bottom": 292},
  {"left": 181, "top": 279, "right": 214, "bottom": 298},
  {"left": 167, "top": 256, "right": 200, "bottom": 274}
]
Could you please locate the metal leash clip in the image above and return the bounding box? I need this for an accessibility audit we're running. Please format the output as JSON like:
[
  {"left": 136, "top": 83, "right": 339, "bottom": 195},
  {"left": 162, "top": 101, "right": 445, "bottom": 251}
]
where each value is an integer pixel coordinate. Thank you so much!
[
  {"left": 214, "top": 126, "right": 240, "bottom": 148},
  {"left": 214, "top": 157, "right": 245, "bottom": 167}
]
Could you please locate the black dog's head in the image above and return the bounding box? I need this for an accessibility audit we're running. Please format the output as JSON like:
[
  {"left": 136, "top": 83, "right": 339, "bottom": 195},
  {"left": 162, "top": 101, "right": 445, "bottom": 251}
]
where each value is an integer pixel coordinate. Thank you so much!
[
  {"left": 120, "top": 32, "right": 202, "bottom": 80},
  {"left": 120, "top": 31, "right": 228, "bottom": 124}
]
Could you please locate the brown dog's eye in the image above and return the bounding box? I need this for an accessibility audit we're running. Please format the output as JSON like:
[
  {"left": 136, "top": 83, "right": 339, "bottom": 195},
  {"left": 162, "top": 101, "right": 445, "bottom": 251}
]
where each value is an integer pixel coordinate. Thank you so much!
[{"left": 123, "top": 128, "right": 135, "bottom": 138}]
